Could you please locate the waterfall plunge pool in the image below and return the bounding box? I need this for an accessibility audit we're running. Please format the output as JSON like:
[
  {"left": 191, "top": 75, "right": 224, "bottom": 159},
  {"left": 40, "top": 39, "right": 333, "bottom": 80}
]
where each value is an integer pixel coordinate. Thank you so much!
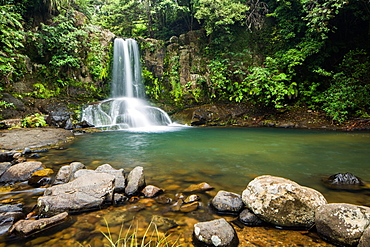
[{"left": 5, "top": 127, "right": 370, "bottom": 246}]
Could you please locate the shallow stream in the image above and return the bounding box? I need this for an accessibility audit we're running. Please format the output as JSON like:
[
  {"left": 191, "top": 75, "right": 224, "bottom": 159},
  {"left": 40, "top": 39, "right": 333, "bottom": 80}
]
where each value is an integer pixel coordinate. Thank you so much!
[{"left": 3, "top": 127, "right": 370, "bottom": 246}]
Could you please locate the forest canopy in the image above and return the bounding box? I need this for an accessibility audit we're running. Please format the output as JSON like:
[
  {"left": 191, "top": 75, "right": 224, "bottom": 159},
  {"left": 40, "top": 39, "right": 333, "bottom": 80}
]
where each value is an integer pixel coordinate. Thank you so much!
[{"left": 1, "top": 0, "right": 370, "bottom": 123}]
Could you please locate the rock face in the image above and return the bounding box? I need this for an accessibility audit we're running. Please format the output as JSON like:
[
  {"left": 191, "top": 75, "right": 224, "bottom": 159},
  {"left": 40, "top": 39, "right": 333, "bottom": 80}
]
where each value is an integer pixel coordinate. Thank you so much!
[
  {"left": 38, "top": 172, "right": 115, "bottom": 216},
  {"left": 315, "top": 203, "right": 370, "bottom": 246},
  {"left": 211, "top": 190, "right": 244, "bottom": 214},
  {"left": 0, "top": 161, "right": 44, "bottom": 184},
  {"left": 242, "top": 175, "right": 327, "bottom": 228},
  {"left": 193, "top": 218, "right": 238, "bottom": 247},
  {"left": 125, "top": 166, "right": 145, "bottom": 196}
]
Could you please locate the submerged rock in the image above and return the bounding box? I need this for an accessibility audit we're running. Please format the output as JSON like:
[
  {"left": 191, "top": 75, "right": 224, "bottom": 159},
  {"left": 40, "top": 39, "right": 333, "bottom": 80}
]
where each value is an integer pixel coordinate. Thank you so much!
[
  {"left": 38, "top": 173, "right": 115, "bottom": 216},
  {"left": 184, "top": 182, "right": 214, "bottom": 193},
  {"left": 315, "top": 203, "right": 370, "bottom": 246},
  {"left": 242, "top": 175, "right": 327, "bottom": 229},
  {"left": 211, "top": 190, "right": 244, "bottom": 214},
  {"left": 193, "top": 218, "right": 238, "bottom": 247}
]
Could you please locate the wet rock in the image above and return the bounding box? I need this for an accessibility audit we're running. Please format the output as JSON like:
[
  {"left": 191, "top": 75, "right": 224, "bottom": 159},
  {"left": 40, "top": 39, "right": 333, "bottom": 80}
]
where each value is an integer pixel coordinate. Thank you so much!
[
  {"left": 30, "top": 153, "right": 41, "bottom": 159},
  {"left": 315, "top": 203, "right": 370, "bottom": 246},
  {"left": 170, "top": 199, "right": 184, "bottom": 212},
  {"left": 0, "top": 151, "right": 15, "bottom": 162},
  {"left": 180, "top": 201, "right": 199, "bottom": 213},
  {"left": 113, "top": 193, "right": 128, "bottom": 205},
  {"left": 151, "top": 215, "right": 178, "bottom": 231},
  {"left": 38, "top": 173, "right": 115, "bottom": 216},
  {"left": 211, "top": 190, "right": 243, "bottom": 214},
  {"left": 10, "top": 212, "right": 68, "bottom": 235},
  {"left": 28, "top": 176, "right": 51, "bottom": 187},
  {"left": 184, "top": 182, "right": 214, "bottom": 193},
  {"left": 0, "top": 162, "right": 12, "bottom": 177},
  {"left": 239, "top": 209, "right": 265, "bottom": 226},
  {"left": 74, "top": 120, "right": 94, "bottom": 128},
  {"left": 242, "top": 175, "right": 327, "bottom": 229},
  {"left": 125, "top": 166, "right": 145, "bottom": 196},
  {"left": 53, "top": 162, "right": 85, "bottom": 185},
  {"left": 0, "top": 203, "right": 22, "bottom": 213},
  {"left": 141, "top": 185, "right": 163, "bottom": 198},
  {"left": 43, "top": 102, "right": 73, "bottom": 130},
  {"left": 155, "top": 195, "right": 173, "bottom": 204},
  {"left": 193, "top": 218, "right": 238, "bottom": 247},
  {"left": 33, "top": 168, "right": 54, "bottom": 177},
  {"left": 0, "top": 161, "right": 44, "bottom": 184},
  {"left": 358, "top": 226, "right": 370, "bottom": 247},
  {"left": 184, "top": 194, "right": 199, "bottom": 204},
  {"left": 0, "top": 211, "right": 24, "bottom": 235},
  {"left": 322, "top": 173, "right": 364, "bottom": 190}
]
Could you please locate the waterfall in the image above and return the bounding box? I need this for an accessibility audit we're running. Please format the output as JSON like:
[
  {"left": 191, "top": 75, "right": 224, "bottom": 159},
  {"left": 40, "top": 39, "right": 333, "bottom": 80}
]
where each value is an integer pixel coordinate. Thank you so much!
[{"left": 81, "top": 38, "right": 172, "bottom": 130}]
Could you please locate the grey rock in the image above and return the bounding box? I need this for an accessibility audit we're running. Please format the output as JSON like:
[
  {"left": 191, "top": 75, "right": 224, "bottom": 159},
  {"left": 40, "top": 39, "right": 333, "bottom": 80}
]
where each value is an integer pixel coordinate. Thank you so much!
[
  {"left": 141, "top": 185, "right": 163, "bottom": 198},
  {"left": 0, "top": 161, "right": 44, "bottom": 184},
  {"left": 0, "top": 203, "right": 22, "bottom": 213},
  {"left": 193, "top": 218, "right": 238, "bottom": 247},
  {"left": 315, "top": 203, "right": 370, "bottom": 246},
  {"left": 10, "top": 212, "right": 68, "bottom": 235},
  {"left": 38, "top": 173, "right": 115, "bottom": 216},
  {"left": 125, "top": 166, "right": 145, "bottom": 196},
  {"left": 239, "top": 209, "right": 265, "bottom": 226},
  {"left": 73, "top": 164, "right": 125, "bottom": 192},
  {"left": 53, "top": 162, "right": 85, "bottom": 185},
  {"left": 0, "top": 162, "right": 12, "bottom": 177},
  {"left": 0, "top": 211, "right": 24, "bottom": 236},
  {"left": 242, "top": 175, "right": 327, "bottom": 229},
  {"left": 95, "top": 164, "right": 125, "bottom": 192},
  {"left": 358, "top": 225, "right": 370, "bottom": 247},
  {"left": 0, "top": 151, "right": 15, "bottom": 162},
  {"left": 323, "top": 173, "right": 364, "bottom": 190},
  {"left": 211, "top": 190, "right": 243, "bottom": 214}
]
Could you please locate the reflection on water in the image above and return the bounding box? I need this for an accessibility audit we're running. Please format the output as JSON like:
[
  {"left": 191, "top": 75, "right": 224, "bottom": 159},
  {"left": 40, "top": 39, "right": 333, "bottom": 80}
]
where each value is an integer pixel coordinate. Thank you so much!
[{"left": 3, "top": 127, "right": 370, "bottom": 246}]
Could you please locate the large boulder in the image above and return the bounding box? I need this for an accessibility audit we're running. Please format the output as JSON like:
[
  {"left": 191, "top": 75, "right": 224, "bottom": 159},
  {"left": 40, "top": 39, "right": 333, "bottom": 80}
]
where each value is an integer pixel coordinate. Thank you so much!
[
  {"left": 315, "top": 203, "right": 370, "bottom": 246},
  {"left": 125, "top": 166, "right": 145, "bottom": 196},
  {"left": 0, "top": 161, "right": 44, "bottom": 184},
  {"left": 211, "top": 190, "right": 244, "bottom": 214},
  {"left": 242, "top": 175, "right": 327, "bottom": 229},
  {"left": 193, "top": 218, "right": 238, "bottom": 247},
  {"left": 37, "top": 173, "right": 115, "bottom": 216}
]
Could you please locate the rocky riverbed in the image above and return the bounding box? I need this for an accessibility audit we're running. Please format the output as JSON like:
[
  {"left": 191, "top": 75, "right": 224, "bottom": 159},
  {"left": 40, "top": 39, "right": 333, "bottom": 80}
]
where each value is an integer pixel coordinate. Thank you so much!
[{"left": 0, "top": 127, "right": 370, "bottom": 246}]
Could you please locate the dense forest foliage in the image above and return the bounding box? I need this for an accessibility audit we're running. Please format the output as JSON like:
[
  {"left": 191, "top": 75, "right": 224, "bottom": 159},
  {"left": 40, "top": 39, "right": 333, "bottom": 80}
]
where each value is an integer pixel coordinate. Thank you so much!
[{"left": 1, "top": 0, "right": 369, "bottom": 123}]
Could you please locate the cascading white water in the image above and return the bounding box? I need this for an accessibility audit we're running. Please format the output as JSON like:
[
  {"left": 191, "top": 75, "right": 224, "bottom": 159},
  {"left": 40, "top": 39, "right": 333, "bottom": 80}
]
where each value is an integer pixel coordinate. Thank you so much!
[{"left": 81, "top": 38, "right": 172, "bottom": 130}]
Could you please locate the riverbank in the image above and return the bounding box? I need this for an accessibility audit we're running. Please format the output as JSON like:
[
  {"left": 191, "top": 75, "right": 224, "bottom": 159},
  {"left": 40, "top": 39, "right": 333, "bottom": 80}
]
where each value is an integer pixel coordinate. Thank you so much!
[{"left": 0, "top": 127, "right": 74, "bottom": 151}]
